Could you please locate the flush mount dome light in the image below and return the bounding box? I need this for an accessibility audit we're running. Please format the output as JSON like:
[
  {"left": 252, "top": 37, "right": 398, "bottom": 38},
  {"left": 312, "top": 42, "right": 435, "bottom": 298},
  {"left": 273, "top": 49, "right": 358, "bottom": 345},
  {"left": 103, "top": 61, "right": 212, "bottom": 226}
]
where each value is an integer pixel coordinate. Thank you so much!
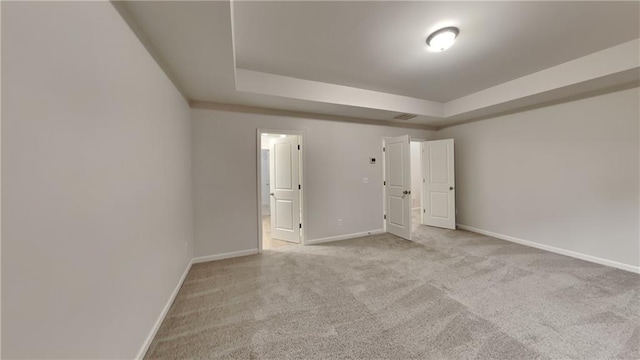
[{"left": 426, "top": 26, "right": 459, "bottom": 52}]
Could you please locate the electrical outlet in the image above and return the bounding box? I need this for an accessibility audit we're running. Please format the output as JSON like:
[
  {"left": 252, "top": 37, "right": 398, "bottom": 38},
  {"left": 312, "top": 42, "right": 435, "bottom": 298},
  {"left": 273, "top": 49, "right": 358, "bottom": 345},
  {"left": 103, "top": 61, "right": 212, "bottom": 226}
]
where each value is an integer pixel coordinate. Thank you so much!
[{"left": 337, "top": 218, "right": 343, "bottom": 226}]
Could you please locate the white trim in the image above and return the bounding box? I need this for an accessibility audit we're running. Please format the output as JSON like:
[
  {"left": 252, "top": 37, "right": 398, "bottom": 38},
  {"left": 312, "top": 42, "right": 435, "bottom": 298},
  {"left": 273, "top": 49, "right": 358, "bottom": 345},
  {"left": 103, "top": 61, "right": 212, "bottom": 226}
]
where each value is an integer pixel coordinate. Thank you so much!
[
  {"left": 410, "top": 137, "right": 426, "bottom": 228},
  {"left": 457, "top": 224, "right": 640, "bottom": 274},
  {"left": 256, "top": 130, "right": 263, "bottom": 253},
  {"left": 136, "top": 248, "right": 261, "bottom": 359},
  {"left": 256, "top": 129, "right": 306, "bottom": 254},
  {"left": 192, "top": 248, "right": 259, "bottom": 264},
  {"left": 420, "top": 141, "right": 425, "bottom": 226},
  {"left": 136, "top": 259, "right": 193, "bottom": 360},
  {"left": 381, "top": 138, "right": 387, "bottom": 233},
  {"left": 306, "top": 229, "right": 385, "bottom": 245}
]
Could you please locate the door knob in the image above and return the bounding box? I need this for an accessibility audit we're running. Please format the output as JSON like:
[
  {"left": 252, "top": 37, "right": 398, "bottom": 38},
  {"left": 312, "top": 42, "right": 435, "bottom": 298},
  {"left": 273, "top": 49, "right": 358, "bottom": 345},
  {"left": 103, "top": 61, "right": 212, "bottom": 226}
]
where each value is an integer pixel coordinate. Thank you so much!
[
  {"left": 270, "top": 193, "right": 275, "bottom": 196},
  {"left": 403, "top": 190, "right": 411, "bottom": 195},
  {"left": 449, "top": 187, "right": 454, "bottom": 190}
]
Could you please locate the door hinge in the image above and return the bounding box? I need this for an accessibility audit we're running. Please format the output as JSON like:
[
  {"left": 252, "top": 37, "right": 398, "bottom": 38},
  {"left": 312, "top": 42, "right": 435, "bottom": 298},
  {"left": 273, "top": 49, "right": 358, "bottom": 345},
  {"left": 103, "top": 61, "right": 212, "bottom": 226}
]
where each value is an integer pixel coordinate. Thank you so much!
[
  {"left": 298, "top": 184, "right": 301, "bottom": 190},
  {"left": 297, "top": 144, "right": 300, "bottom": 150},
  {"left": 423, "top": 209, "right": 426, "bottom": 213},
  {"left": 383, "top": 180, "right": 386, "bottom": 186},
  {"left": 423, "top": 179, "right": 425, "bottom": 183},
  {"left": 384, "top": 214, "right": 387, "bottom": 220},
  {"left": 383, "top": 146, "right": 385, "bottom": 152},
  {"left": 299, "top": 223, "right": 302, "bottom": 229}
]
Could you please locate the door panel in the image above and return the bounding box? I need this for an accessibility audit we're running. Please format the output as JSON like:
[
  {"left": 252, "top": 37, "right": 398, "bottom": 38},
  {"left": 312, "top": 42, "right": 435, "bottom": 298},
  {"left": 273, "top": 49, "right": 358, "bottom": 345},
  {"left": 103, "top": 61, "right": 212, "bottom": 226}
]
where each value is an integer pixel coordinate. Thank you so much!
[
  {"left": 274, "top": 142, "right": 292, "bottom": 190},
  {"left": 388, "top": 196, "right": 405, "bottom": 227},
  {"left": 429, "top": 145, "right": 449, "bottom": 183},
  {"left": 430, "top": 193, "right": 449, "bottom": 218},
  {"left": 269, "top": 136, "right": 301, "bottom": 243},
  {"left": 388, "top": 142, "right": 405, "bottom": 186},
  {"left": 422, "top": 139, "right": 456, "bottom": 229},
  {"left": 275, "top": 200, "right": 294, "bottom": 230},
  {"left": 385, "top": 135, "right": 412, "bottom": 240}
]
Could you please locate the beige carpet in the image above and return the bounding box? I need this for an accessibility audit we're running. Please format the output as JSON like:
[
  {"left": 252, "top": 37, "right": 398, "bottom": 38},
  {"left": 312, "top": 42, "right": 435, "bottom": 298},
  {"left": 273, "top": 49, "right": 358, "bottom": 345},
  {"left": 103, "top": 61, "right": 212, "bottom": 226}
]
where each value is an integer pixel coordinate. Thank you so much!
[{"left": 145, "top": 215, "right": 639, "bottom": 359}]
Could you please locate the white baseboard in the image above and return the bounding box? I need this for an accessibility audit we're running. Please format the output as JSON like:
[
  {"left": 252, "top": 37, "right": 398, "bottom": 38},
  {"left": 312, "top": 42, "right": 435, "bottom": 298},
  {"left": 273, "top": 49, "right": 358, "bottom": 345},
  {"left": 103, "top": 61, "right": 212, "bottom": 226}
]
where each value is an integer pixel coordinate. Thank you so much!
[
  {"left": 136, "top": 248, "right": 260, "bottom": 358},
  {"left": 136, "top": 259, "right": 193, "bottom": 360},
  {"left": 192, "top": 248, "right": 259, "bottom": 264},
  {"left": 306, "top": 229, "right": 385, "bottom": 245},
  {"left": 457, "top": 224, "right": 640, "bottom": 274}
]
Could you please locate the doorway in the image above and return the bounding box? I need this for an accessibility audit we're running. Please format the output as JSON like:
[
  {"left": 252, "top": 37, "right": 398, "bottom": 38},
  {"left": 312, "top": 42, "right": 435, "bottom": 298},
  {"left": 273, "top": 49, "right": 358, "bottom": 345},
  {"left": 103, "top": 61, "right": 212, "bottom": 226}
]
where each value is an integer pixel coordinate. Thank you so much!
[
  {"left": 383, "top": 136, "right": 453, "bottom": 239},
  {"left": 410, "top": 140, "right": 423, "bottom": 231},
  {"left": 257, "top": 130, "right": 305, "bottom": 251}
]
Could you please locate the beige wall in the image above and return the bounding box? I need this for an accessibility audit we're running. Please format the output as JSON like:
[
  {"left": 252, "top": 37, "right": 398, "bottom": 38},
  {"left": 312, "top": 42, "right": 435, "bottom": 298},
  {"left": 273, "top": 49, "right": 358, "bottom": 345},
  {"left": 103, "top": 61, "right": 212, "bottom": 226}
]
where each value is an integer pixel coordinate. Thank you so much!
[
  {"left": 2, "top": 2, "right": 193, "bottom": 358},
  {"left": 192, "top": 108, "right": 434, "bottom": 257},
  {"left": 437, "top": 88, "right": 640, "bottom": 268}
]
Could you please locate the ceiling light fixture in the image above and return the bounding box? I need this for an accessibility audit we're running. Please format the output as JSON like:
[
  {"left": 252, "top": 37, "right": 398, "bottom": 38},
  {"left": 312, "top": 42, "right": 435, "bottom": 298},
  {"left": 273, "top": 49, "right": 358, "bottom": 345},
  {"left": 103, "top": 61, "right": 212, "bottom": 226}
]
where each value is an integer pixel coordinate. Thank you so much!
[{"left": 426, "top": 26, "right": 459, "bottom": 52}]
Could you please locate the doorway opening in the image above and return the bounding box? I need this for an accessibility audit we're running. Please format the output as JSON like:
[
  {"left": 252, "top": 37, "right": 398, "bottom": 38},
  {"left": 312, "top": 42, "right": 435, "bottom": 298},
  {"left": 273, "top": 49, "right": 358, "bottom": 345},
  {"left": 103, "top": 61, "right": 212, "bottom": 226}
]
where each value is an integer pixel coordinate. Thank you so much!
[
  {"left": 410, "top": 140, "right": 423, "bottom": 231},
  {"left": 383, "top": 136, "right": 457, "bottom": 239},
  {"left": 257, "top": 130, "right": 305, "bottom": 251}
]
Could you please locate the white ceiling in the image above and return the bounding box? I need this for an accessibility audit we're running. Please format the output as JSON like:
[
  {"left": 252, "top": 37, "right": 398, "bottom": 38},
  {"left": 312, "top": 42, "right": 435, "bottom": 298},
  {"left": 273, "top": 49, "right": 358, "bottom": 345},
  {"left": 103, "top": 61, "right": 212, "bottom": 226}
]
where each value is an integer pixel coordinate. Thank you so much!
[
  {"left": 117, "top": 1, "right": 421, "bottom": 124},
  {"left": 235, "top": 1, "right": 639, "bottom": 102},
  {"left": 116, "top": 1, "right": 640, "bottom": 129}
]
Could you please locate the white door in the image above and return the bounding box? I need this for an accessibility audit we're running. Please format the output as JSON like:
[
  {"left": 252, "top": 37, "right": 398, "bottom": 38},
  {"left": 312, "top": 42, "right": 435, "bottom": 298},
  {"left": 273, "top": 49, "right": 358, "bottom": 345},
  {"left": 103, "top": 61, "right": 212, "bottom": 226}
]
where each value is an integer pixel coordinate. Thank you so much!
[
  {"left": 384, "top": 135, "right": 412, "bottom": 240},
  {"left": 422, "top": 139, "right": 456, "bottom": 229},
  {"left": 269, "top": 136, "right": 301, "bottom": 243}
]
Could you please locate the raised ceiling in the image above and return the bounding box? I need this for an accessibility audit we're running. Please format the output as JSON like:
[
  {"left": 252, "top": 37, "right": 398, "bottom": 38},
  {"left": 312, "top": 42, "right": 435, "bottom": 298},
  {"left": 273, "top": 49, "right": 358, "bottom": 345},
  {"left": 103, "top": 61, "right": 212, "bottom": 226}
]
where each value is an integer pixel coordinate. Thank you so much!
[
  {"left": 235, "top": 1, "right": 640, "bottom": 102},
  {"left": 116, "top": 1, "right": 640, "bottom": 129}
]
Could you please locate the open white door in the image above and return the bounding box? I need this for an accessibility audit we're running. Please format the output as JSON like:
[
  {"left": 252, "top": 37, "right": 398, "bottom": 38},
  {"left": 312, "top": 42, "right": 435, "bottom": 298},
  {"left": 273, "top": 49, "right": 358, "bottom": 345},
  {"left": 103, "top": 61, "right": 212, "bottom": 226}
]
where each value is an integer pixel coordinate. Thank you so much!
[
  {"left": 269, "top": 136, "right": 301, "bottom": 243},
  {"left": 384, "top": 135, "right": 412, "bottom": 240},
  {"left": 422, "top": 139, "right": 456, "bottom": 229}
]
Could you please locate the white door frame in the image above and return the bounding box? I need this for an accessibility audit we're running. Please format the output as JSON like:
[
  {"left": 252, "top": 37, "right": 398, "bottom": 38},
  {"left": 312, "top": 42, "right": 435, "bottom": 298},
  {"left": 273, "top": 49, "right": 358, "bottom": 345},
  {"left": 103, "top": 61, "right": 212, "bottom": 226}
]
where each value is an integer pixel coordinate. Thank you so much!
[
  {"left": 381, "top": 136, "right": 426, "bottom": 235},
  {"left": 256, "top": 129, "right": 306, "bottom": 253},
  {"left": 381, "top": 138, "right": 387, "bottom": 233},
  {"left": 410, "top": 138, "right": 427, "bottom": 226}
]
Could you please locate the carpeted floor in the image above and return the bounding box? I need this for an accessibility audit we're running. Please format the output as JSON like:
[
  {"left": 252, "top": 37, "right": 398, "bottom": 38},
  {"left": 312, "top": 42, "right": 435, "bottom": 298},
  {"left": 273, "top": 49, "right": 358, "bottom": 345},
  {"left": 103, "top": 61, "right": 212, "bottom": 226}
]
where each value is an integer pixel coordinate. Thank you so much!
[{"left": 145, "top": 217, "right": 639, "bottom": 359}]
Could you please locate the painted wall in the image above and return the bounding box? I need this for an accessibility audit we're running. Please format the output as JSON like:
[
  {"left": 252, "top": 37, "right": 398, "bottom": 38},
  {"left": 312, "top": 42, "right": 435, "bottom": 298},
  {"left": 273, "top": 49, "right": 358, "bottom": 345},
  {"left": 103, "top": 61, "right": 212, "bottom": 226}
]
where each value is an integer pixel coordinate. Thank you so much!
[
  {"left": 2, "top": 2, "right": 193, "bottom": 358},
  {"left": 410, "top": 142, "right": 422, "bottom": 208},
  {"left": 192, "top": 108, "right": 434, "bottom": 257},
  {"left": 437, "top": 88, "right": 639, "bottom": 268}
]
